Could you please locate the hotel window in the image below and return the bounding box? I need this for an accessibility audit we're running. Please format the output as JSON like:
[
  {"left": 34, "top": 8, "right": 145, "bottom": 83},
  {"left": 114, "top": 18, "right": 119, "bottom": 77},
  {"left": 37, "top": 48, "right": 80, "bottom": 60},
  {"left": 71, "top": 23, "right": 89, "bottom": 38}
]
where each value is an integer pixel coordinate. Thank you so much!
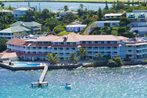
[
  {"left": 107, "top": 47, "right": 111, "bottom": 49},
  {"left": 38, "top": 47, "right": 42, "bottom": 49},
  {"left": 100, "top": 47, "right": 104, "bottom": 50},
  {"left": 33, "top": 52, "right": 36, "bottom": 54},
  {"left": 94, "top": 41, "right": 98, "bottom": 44},
  {"left": 88, "top": 47, "right": 92, "bottom": 49},
  {"left": 67, "top": 42, "right": 70, "bottom": 45},
  {"left": 59, "top": 48, "right": 63, "bottom": 50},
  {"left": 60, "top": 42, "right": 64, "bottom": 45},
  {"left": 72, "top": 48, "right": 75, "bottom": 50},
  {"left": 60, "top": 53, "right": 63, "bottom": 55},
  {"left": 100, "top": 41, "right": 104, "bottom": 44},
  {"left": 113, "top": 47, "right": 117, "bottom": 49},
  {"left": 54, "top": 48, "right": 57, "bottom": 50},
  {"left": 107, "top": 41, "right": 111, "bottom": 44},
  {"left": 33, "top": 47, "right": 36, "bottom": 49},
  {"left": 114, "top": 52, "right": 117, "bottom": 54},
  {"left": 82, "top": 41, "right": 86, "bottom": 44},
  {"left": 44, "top": 47, "right": 48, "bottom": 49}
]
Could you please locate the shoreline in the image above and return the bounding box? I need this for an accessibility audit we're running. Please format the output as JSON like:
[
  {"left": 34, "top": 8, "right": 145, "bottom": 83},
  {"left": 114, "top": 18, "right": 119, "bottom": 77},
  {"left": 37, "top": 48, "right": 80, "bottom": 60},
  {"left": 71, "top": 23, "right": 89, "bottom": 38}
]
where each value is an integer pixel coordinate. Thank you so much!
[
  {"left": 2, "top": 0, "right": 141, "bottom": 4},
  {"left": 0, "top": 62, "right": 147, "bottom": 71}
]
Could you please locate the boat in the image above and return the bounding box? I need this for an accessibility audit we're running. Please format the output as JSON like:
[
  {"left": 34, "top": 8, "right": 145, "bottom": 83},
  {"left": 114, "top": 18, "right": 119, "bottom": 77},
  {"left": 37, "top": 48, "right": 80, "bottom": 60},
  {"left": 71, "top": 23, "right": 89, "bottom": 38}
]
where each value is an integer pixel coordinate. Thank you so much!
[{"left": 65, "top": 83, "right": 72, "bottom": 90}]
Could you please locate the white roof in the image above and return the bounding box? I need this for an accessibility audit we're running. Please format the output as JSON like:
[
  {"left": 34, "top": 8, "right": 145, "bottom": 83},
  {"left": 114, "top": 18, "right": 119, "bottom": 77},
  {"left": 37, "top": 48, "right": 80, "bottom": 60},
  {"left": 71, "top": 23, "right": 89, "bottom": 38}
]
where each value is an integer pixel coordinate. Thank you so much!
[
  {"left": 0, "top": 9, "right": 12, "bottom": 13},
  {"left": 14, "top": 7, "right": 33, "bottom": 11},
  {"left": 95, "top": 21, "right": 120, "bottom": 24},
  {"left": 104, "top": 13, "right": 123, "bottom": 17},
  {"left": 66, "top": 24, "right": 87, "bottom": 28}
]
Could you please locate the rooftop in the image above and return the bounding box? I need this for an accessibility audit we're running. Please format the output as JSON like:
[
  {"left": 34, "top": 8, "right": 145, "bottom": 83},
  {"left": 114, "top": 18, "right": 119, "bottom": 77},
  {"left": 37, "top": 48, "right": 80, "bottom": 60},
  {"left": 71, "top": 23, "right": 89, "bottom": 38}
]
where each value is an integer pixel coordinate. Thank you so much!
[
  {"left": 0, "top": 52, "right": 17, "bottom": 59},
  {"left": 7, "top": 33, "right": 128, "bottom": 46},
  {"left": 0, "top": 26, "right": 30, "bottom": 33},
  {"left": 14, "top": 7, "right": 33, "bottom": 11},
  {"left": 66, "top": 24, "right": 87, "bottom": 28},
  {"left": 95, "top": 21, "right": 120, "bottom": 24},
  {"left": 11, "top": 21, "right": 42, "bottom": 28},
  {"left": 104, "top": 13, "right": 123, "bottom": 17}
]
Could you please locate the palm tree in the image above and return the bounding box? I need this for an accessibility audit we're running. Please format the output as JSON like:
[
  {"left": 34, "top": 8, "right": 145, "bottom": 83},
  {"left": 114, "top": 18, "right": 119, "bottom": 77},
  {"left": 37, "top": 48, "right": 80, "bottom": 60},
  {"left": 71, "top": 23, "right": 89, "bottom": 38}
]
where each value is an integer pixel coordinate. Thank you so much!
[
  {"left": 0, "top": 2, "right": 4, "bottom": 8},
  {"left": 47, "top": 53, "right": 59, "bottom": 65},
  {"left": 95, "top": 53, "right": 103, "bottom": 60},
  {"left": 77, "top": 47, "right": 86, "bottom": 60},
  {"left": 68, "top": 53, "right": 77, "bottom": 64}
]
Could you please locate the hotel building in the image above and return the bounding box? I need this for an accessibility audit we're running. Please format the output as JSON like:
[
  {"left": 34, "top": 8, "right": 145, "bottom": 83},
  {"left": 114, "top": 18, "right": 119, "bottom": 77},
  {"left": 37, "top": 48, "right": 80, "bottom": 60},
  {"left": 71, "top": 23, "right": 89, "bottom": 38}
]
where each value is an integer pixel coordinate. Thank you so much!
[{"left": 6, "top": 33, "right": 128, "bottom": 61}]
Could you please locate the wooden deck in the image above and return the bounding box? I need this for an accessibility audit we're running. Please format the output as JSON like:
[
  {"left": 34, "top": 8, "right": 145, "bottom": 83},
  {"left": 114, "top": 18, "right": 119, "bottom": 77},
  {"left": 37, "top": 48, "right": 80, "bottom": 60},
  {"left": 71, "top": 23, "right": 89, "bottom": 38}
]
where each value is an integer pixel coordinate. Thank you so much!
[{"left": 32, "top": 64, "right": 48, "bottom": 87}]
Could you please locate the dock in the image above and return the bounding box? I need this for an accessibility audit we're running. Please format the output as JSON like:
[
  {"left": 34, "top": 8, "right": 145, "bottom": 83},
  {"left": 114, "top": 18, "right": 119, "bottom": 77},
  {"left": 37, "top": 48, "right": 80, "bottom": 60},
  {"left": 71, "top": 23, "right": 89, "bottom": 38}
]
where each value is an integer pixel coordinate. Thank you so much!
[{"left": 32, "top": 64, "right": 48, "bottom": 87}]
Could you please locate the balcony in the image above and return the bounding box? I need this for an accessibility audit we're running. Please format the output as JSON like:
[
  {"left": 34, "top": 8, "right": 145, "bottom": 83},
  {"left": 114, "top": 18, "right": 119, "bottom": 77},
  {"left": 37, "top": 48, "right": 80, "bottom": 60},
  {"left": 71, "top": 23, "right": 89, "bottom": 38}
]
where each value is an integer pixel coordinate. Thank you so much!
[{"left": 128, "top": 13, "right": 135, "bottom": 19}]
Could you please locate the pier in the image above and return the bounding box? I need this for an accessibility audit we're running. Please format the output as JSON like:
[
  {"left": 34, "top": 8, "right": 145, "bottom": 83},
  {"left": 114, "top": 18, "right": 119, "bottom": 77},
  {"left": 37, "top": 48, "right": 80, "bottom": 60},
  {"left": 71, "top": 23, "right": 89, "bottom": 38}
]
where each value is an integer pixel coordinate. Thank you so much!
[{"left": 32, "top": 64, "right": 48, "bottom": 87}]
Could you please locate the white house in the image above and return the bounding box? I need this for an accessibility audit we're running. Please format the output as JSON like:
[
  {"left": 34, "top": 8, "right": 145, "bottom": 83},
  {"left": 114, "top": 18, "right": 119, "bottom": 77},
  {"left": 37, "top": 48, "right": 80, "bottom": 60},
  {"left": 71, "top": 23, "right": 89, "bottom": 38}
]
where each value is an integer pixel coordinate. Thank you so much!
[
  {"left": 130, "top": 27, "right": 147, "bottom": 36},
  {"left": 66, "top": 24, "right": 87, "bottom": 33},
  {"left": 103, "top": 13, "right": 123, "bottom": 20},
  {"left": 94, "top": 21, "right": 120, "bottom": 27},
  {"left": 126, "top": 10, "right": 147, "bottom": 22},
  {"left": 13, "top": 7, "right": 33, "bottom": 19}
]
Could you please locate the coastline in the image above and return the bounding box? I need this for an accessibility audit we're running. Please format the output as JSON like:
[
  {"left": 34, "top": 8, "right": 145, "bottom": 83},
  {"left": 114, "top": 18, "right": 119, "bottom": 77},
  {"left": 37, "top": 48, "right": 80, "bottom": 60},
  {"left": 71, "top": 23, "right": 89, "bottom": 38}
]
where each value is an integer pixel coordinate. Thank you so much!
[
  {"left": 1, "top": 62, "right": 147, "bottom": 71},
  {"left": 1, "top": 0, "right": 140, "bottom": 4}
]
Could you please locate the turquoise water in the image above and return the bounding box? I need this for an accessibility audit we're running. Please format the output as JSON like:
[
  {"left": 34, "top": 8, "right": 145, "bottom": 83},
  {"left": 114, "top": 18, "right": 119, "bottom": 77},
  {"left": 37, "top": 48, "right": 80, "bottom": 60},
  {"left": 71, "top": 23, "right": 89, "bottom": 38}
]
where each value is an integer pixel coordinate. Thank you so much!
[
  {"left": 1, "top": 66, "right": 147, "bottom": 98},
  {"left": 4, "top": 2, "right": 112, "bottom": 11},
  {"left": 12, "top": 61, "right": 41, "bottom": 67}
]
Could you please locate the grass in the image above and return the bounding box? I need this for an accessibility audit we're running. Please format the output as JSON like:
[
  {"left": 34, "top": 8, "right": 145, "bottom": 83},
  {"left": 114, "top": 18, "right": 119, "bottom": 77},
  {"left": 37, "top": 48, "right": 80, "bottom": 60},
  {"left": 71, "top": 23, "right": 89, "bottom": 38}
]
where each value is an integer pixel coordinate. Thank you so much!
[
  {"left": 57, "top": 31, "right": 70, "bottom": 36},
  {"left": 0, "top": 0, "right": 141, "bottom": 2}
]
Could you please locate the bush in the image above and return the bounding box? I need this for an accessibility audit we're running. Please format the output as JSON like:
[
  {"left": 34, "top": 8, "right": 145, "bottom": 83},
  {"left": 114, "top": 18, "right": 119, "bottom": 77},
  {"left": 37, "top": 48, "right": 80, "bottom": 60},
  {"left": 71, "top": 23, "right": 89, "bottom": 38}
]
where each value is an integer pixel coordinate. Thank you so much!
[
  {"left": 107, "top": 56, "right": 123, "bottom": 67},
  {"left": 53, "top": 25, "right": 65, "bottom": 34},
  {"left": 0, "top": 38, "right": 7, "bottom": 52},
  {"left": 57, "top": 31, "right": 70, "bottom": 36}
]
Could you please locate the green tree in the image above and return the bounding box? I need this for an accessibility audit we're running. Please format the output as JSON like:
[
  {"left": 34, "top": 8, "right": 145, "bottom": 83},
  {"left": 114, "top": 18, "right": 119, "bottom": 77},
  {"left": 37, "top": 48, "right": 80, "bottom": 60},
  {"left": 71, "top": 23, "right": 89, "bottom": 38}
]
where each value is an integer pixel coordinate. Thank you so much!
[
  {"left": 0, "top": 13, "right": 15, "bottom": 30},
  {"left": 98, "top": 7, "right": 102, "bottom": 20},
  {"left": 104, "top": 0, "right": 109, "bottom": 10},
  {"left": 112, "top": 56, "right": 123, "bottom": 66},
  {"left": 68, "top": 53, "right": 77, "bottom": 64},
  {"left": 80, "top": 4, "right": 84, "bottom": 10},
  {"left": 95, "top": 53, "right": 103, "bottom": 60},
  {"left": 22, "top": 10, "right": 35, "bottom": 22},
  {"left": 62, "top": 13, "right": 76, "bottom": 24},
  {"left": 41, "top": 9, "right": 51, "bottom": 20},
  {"left": 107, "top": 59, "right": 118, "bottom": 67},
  {"left": 45, "top": 18, "right": 61, "bottom": 31},
  {"left": 0, "top": 2, "right": 4, "bottom": 8},
  {"left": 120, "top": 16, "right": 130, "bottom": 26},
  {"left": 0, "top": 38, "right": 7, "bottom": 52},
  {"left": 47, "top": 53, "right": 59, "bottom": 64},
  {"left": 53, "top": 25, "right": 65, "bottom": 34},
  {"left": 77, "top": 47, "right": 86, "bottom": 60},
  {"left": 121, "top": 32, "right": 135, "bottom": 38},
  {"left": 64, "top": 5, "right": 69, "bottom": 12}
]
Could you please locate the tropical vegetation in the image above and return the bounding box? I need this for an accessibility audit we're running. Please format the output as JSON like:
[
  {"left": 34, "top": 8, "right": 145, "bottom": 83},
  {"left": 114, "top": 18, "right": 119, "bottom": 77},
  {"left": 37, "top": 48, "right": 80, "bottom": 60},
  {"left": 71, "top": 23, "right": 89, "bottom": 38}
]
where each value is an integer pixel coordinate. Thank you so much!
[{"left": 47, "top": 53, "right": 59, "bottom": 64}]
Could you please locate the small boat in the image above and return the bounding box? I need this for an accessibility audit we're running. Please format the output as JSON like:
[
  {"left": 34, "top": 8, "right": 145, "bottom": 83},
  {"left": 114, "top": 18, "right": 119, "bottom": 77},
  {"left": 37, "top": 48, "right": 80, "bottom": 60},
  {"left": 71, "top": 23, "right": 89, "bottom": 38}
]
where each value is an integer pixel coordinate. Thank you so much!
[{"left": 65, "top": 83, "right": 72, "bottom": 90}]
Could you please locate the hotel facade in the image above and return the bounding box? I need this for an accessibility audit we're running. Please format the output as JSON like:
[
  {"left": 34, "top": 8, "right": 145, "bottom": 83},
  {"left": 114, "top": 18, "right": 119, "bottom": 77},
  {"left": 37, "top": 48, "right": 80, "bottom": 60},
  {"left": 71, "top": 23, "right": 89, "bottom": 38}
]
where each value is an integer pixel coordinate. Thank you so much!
[
  {"left": 6, "top": 33, "right": 147, "bottom": 62},
  {"left": 6, "top": 33, "right": 128, "bottom": 61}
]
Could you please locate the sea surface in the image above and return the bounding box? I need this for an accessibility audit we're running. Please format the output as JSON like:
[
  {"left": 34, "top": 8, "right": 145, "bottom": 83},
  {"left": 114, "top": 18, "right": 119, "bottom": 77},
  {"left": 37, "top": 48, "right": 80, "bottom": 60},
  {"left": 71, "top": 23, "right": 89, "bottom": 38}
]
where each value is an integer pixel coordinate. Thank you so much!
[
  {"left": 4, "top": 2, "right": 112, "bottom": 11},
  {"left": 1, "top": 66, "right": 147, "bottom": 98}
]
